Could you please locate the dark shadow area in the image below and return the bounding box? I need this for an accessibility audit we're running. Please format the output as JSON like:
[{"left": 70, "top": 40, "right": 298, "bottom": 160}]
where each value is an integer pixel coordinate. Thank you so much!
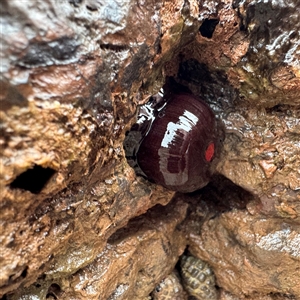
[
  {"left": 177, "top": 58, "right": 238, "bottom": 113},
  {"left": 20, "top": 267, "right": 28, "bottom": 279},
  {"left": 0, "top": 80, "right": 28, "bottom": 110},
  {"left": 9, "top": 165, "right": 56, "bottom": 194},
  {"left": 46, "top": 283, "right": 63, "bottom": 299},
  {"left": 17, "top": 37, "right": 79, "bottom": 67},
  {"left": 266, "top": 104, "right": 300, "bottom": 116},
  {"left": 86, "top": 0, "right": 102, "bottom": 11},
  {"left": 178, "top": 59, "right": 213, "bottom": 84},
  {"left": 199, "top": 19, "right": 219, "bottom": 38},
  {"left": 100, "top": 44, "right": 129, "bottom": 52},
  {"left": 189, "top": 174, "right": 255, "bottom": 212},
  {"left": 68, "top": 0, "right": 82, "bottom": 7}
]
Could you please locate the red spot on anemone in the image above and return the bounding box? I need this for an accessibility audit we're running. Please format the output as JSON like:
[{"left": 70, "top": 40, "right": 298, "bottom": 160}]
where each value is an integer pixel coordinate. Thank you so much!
[{"left": 205, "top": 142, "right": 215, "bottom": 162}]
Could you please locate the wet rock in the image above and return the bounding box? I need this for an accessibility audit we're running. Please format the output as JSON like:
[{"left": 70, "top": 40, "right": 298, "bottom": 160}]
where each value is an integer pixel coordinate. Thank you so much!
[
  {"left": 1, "top": 0, "right": 179, "bottom": 295},
  {"left": 188, "top": 208, "right": 300, "bottom": 298},
  {"left": 7, "top": 198, "right": 188, "bottom": 300},
  {"left": 176, "top": 177, "right": 300, "bottom": 299},
  {"left": 233, "top": 0, "right": 300, "bottom": 105},
  {"left": 219, "top": 289, "right": 297, "bottom": 300},
  {"left": 1, "top": 0, "right": 300, "bottom": 299}
]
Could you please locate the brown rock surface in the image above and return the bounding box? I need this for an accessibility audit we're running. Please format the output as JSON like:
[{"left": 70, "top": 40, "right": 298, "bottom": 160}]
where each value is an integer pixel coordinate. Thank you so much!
[
  {"left": 8, "top": 198, "right": 188, "bottom": 300},
  {"left": 188, "top": 209, "right": 300, "bottom": 298},
  {"left": 1, "top": 0, "right": 300, "bottom": 299},
  {"left": 182, "top": 176, "right": 300, "bottom": 299}
]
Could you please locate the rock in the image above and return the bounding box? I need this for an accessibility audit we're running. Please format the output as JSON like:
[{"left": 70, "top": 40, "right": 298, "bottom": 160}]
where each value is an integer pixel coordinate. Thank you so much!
[
  {"left": 187, "top": 204, "right": 300, "bottom": 298},
  {"left": 1, "top": 0, "right": 181, "bottom": 295},
  {"left": 1, "top": 0, "right": 300, "bottom": 299},
  {"left": 7, "top": 198, "right": 188, "bottom": 300}
]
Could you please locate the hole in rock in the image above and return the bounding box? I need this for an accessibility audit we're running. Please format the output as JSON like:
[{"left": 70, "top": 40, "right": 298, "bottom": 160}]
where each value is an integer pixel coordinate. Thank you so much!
[
  {"left": 178, "top": 59, "right": 212, "bottom": 83},
  {"left": 86, "top": 0, "right": 101, "bottom": 11},
  {"left": 199, "top": 19, "right": 219, "bottom": 38},
  {"left": 46, "top": 283, "right": 62, "bottom": 299},
  {"left": 86, "top": 5, "right": 98, "bottom": 11},
  {"left": 7, "top": 266, "right": 29, "bottom": 287},
  {"left": 9, "top": 165, "right": 56, "bottom": 194},
  {"left": 100, "top": 43, "right": 129, "bottom": 52},
  {"left": 265, "top": 104, "right": 297, "bottom": 116},
  {"left": 21, "top": 266, "right": 28, "bottom": 278},
  {"left": 68, "top": 0, "right": 82, "bottom": 7},
  {"left": 156, "top": 42, "right": 162, "bottom": 54}
]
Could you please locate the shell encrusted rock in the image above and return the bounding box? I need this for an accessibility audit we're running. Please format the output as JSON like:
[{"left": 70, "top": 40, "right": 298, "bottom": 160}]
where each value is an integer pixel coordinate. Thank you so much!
[
  {"left": 151, "top": 271, "right": 187, "bottom": 300},
  {"left": 136, "top": 92, "right": 219, "bottom": 193},
  {"left": 180, "top": 254, "right": 218, "bottom": 300}
]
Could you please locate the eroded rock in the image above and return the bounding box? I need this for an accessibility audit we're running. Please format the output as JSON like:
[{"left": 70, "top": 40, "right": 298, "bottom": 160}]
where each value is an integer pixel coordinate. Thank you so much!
[
  {"left": 7, "top": 198, "right": 188, "bottom": 300},
  {"left": 188, "top": 207, "right": 300, "bottom": 298},
  {"left": 1, "top": 0, "right": 300, "bottom": 299}
]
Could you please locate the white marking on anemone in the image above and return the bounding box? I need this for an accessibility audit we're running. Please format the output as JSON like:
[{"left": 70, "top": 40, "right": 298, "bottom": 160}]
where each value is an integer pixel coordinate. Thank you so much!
[
  {"left": 159, "top": 110, "right": 198, "bottom": 187},
  {"left": 160, "top": 110, "right": 198, "bottom": 148}
]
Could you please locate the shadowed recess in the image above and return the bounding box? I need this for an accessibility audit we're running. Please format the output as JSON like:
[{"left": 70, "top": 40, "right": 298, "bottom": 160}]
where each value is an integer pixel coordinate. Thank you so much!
[
  {"left": 9, "top": 165, "right": 56, "bottom": 194},
  {"left": 46, "top": 283, "right": 62, "bottom": 299},
  {"left": 68, "top": 0, "right": 82, "bottom": 7},
  {"left": 192, "top": 174, "right": 255, "bottom": 211},
  {"left": 17, "top": 37, "right": 79, "bottom": 67},
  {"left": 199, "top": 19, "right": 219, "bottom": 38}
]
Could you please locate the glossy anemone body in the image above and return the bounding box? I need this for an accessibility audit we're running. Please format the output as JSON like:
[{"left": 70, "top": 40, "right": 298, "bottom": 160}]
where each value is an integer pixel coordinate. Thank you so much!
[{"left": 136, "top": 93, "right": 219, "bottom": 193}]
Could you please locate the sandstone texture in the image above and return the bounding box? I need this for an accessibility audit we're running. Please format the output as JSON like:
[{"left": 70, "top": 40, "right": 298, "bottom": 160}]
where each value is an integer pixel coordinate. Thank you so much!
[{"left": 1, "top": 0, "right": 299, "bottom": 299}]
